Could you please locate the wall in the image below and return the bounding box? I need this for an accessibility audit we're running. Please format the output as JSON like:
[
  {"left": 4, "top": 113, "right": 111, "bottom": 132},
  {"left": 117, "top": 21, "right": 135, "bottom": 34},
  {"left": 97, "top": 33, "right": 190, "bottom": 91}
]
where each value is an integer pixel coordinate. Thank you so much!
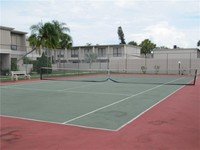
[
  {"left": 0, "top": 29, "right": 11, "bottom": 49},
  {"left": 56, "top": 56, "right": 200, "bottom": 75}
]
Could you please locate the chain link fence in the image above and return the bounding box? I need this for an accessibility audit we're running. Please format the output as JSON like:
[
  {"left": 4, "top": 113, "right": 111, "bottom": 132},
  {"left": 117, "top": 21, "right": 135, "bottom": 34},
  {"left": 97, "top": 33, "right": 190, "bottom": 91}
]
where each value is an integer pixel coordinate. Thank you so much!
[{"left": 55, "top": 52, "right": 200, "bottom": 75}]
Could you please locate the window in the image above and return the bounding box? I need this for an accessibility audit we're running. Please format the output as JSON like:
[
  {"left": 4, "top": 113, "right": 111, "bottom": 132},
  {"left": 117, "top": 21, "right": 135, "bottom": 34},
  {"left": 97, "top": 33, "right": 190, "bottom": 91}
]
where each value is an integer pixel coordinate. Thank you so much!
[
  {"left": 11, "top": 45, "right": 17, "bottom": 50},
  {"left": 84, "top": 48, "right": 92, "bottom": 54},
  {"left": 113, "top": 47, "right": 122, "bottom": 57},
  {"left": 57, "top": 54, "right": 64, "bottom": 58},
  {"left": 71, "top": 49, "right": 78, "bottom": 57},
  {"left": 98, "top": 48, "right": 106, "bottom": 57},
  {"left": 57, "top": 49, "right": 65, "bottom": 58}
]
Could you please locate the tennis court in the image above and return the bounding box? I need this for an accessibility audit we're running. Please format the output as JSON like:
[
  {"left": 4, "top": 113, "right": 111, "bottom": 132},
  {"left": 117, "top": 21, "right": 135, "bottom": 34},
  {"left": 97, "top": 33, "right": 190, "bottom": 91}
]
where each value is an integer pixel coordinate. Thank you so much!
[
  {"left": 0, "top": 69, "right": 197, "bottom": 131},
  {"left": 0, "top": 70, "right": 199, "bottom": 150}
]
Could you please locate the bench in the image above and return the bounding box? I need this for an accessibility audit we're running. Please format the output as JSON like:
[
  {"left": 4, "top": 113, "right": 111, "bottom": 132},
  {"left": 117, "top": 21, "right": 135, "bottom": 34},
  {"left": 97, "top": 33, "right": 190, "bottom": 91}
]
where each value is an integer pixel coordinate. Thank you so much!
[{"left": 11, "top": 71, "right": 31, "bottom": 81}]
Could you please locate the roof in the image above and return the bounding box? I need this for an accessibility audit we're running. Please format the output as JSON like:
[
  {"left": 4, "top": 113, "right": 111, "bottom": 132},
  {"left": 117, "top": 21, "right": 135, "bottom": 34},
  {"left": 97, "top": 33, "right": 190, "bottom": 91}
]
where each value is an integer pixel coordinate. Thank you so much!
[
  {"left": 11, "top": 30, "right": 27, "bottom": 35},
  {"left": 0, "top": 26, "right": 27, "bottom": 34},
  {"left": 72, "top": 44, "right": 141, "bottom": 49},
  {"left": 0, "top": 26, "right": 14, "bottom": 31}
]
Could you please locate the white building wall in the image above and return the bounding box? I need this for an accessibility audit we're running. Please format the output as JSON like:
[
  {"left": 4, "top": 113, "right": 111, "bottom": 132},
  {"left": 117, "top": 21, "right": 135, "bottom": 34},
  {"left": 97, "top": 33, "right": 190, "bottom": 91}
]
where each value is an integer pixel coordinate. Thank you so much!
[
  {"left": 0, "top": 29, "right": 11, "bottom": 47},
  {"left": 154, "top": 49, "right": 198, "bottom": 59}
]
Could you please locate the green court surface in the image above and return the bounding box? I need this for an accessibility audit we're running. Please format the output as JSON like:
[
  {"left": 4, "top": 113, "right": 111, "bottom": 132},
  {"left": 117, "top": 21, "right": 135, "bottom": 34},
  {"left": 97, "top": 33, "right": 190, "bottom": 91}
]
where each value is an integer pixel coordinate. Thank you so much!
[{"left": 0, "top": 77, "right": 193, "bottom": 131}]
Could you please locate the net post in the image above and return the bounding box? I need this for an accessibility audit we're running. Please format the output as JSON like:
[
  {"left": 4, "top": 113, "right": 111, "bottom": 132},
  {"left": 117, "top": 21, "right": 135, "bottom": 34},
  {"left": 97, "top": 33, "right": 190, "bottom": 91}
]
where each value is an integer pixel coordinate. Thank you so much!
[{"left": 193, "top": 69, "right": 197, "bottom": 85}]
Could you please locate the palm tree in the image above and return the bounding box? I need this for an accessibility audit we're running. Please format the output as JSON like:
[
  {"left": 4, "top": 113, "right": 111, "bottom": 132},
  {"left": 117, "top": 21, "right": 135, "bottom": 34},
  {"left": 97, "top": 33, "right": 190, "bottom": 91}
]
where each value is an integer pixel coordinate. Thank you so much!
[
  {"left": 51, "top": 20, "right": 72, "bottom": 67},
  {"left": 52, "top": 20, "right": 72, "bottom": 49},
  {"left": 197, "top": 40, "right": 200, "bottom": 47},
  {"left": 29, "top": 21, "right": 59, "bottom": 49},
  {"left": 59, "top": 33, "right": 73, "bottom": 49},
  {"left": 18, "top": 20, "right": 72, "bottom": 62}
]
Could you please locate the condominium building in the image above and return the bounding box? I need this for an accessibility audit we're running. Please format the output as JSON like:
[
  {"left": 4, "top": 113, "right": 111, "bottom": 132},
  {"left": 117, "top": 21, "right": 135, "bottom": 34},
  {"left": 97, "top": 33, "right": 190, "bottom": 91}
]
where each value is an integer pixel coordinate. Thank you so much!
[
  {"left": 0, "top": 26, "right": 141, "bottom": 72},
  {"left": 54, "top": 44, "right": 141, "bottom": 64},
  {"left": 0, "top": 26, "right": 27, "bottom": 71}
]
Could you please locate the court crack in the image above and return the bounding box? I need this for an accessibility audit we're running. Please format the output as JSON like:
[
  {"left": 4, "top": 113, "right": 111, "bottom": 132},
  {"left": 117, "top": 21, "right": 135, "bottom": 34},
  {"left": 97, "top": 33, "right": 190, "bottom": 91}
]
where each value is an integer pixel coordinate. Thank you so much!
[{"left": 0, "top": 127, "right": 22, "bottom": 143}]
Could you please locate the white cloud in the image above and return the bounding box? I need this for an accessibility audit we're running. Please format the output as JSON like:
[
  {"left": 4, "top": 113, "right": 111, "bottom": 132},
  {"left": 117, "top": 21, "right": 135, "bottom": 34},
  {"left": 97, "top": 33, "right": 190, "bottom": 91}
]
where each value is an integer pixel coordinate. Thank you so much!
[
  {"left": 1, "top": 0, "right": 199, "bottom": 47},
  {"left": 145, "top": 22, "right": 187, "bottom": 48},
  {"left": 129, "top": 22, "right": 198, "bottom": 48},
  {"left": 114, "top": 0, "right": 137, "bottom": 8}
]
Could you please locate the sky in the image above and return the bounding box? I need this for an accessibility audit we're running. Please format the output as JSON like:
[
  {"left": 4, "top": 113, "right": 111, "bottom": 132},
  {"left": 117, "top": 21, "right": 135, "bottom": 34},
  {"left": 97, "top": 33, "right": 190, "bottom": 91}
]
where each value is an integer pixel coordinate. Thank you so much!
[{"left": 0, "top": 0, "right": 200, "bottom": 48}]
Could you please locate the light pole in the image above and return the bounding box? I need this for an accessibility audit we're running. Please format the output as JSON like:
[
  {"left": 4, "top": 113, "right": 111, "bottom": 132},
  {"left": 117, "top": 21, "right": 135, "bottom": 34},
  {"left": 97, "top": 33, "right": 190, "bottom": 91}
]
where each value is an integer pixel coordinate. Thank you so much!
[
  {"left": 151, "top": 50, "right": 154, "bottom": 58},
  {"left": 178, "top": 61, "right": 181, "bottom": 75}
]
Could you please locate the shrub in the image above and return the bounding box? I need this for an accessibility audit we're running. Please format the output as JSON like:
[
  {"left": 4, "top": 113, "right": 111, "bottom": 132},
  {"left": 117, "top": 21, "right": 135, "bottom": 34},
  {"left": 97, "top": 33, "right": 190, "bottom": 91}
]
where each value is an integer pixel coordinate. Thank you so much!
[
  {"left": 141, "top": 66, "right": 147, "bottom": 74},
  {"left": 0, "top": 69, "right": 10, "bottom": 75},
  {"left": 36, "top": 52, "right": 52, "bottom": 74},
  {"left": 23, "top": 57, "right": 33, "bottom": 64},
  {"left": 154, "top": 65, "right": 160, "bottom": 74},
  {"left": 11, "top": 58, "right": 17, "bottom": 71}
]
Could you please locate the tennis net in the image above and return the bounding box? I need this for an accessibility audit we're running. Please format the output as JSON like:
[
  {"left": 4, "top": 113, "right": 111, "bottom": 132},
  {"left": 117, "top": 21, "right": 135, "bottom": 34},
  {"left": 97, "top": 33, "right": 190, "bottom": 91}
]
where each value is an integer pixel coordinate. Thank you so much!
[{"left": 40, "top": 67, "right": 198, "bottom": 85}]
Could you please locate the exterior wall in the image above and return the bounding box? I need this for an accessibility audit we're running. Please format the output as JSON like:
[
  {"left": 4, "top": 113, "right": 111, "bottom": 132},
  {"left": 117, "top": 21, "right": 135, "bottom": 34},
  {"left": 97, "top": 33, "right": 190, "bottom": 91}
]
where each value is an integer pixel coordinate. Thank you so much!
[
  {"left": 151, "top": 48, "right": 200, "bottom": 73},
  {"left": 125, "top": 45, "right": 141, "bottom": 58},
  {"left": 26, "top": 40, "right": 41, "bottom": 59},
  {"left": 153, "top": 48, "right": 198, "bottom": 59},
  {"left": 11, "top": 33, "right": 26, "bottom": 51},
  {"left": 21, "top": 44, "right": 200, "bottom": 74},
  {"left": 54, "top": 45, "right": 200, "bottom": 74},
  {"left": 0, "top": 29, "right": 12, "bottom": 50},
  {"left": 0, "top": 54, "right": 10, "bottom": 69},
  {"left": 0, "top": 26, "right": 27, "bottom": 71},
  {"left": 62, "top": 44, "right": 141, "bottom": 63},
  {"left": 60, "top": 46, "right": 200, "bottom": 75}
]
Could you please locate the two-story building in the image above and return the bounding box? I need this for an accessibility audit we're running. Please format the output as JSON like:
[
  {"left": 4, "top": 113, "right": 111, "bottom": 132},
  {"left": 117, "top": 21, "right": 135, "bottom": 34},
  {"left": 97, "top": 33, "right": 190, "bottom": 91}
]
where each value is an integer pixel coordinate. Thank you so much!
[
  {"left": 0, "top": 26, "right": 27, "bottom": 72},
  {"left": 55, "top": 44, "right": 141, "bottom": 63},
  {"left": 52, "top": 44, "right": 141, "bottom": 69},
  {"left": 0, "top": 26, "right": 141, "bottom": 72}
]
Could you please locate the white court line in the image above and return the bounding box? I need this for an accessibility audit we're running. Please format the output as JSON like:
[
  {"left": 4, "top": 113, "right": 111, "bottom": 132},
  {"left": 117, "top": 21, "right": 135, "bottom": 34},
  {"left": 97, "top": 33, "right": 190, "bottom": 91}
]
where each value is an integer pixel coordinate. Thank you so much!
[
  {"left": 1, "top": 80, "right": 104, "bottom": 91},
  {"left": 0, "top": 85, "right": 130, "bottom": 96},
  {"left": 62, "top": 77, "right": 185, "bottom": 125},
  {"left": 58, "top": 82, "right": 104, "bottom": 91},
  {"left": 0, "top": 80, "right": 59, "bottom": 87},
  {"left": 0, "top": 115, "right": 115, "bottom": 132},
  {"left": 66, "top": 90, "right": 130, "bottom": 96},
  {"left": 115, "top": 84, "right": 186, "bottom": 131},
  {"left": 0, "top": 86, "right": 61, "bottom": 92}
]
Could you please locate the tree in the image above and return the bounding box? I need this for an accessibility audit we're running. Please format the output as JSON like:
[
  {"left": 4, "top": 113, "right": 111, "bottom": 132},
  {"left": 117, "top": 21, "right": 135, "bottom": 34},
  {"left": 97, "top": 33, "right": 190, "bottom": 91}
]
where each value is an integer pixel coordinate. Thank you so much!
[
  {"left": 139, "top": 39, "right": 156, "bottom": 55},
  {"left": 29, "top": 21, "right": 59, "bottom": 51},
  {"left": 117, "top": 26, "right": 126, "bottom": 44},
  {"left": 18, "top": 20, "right": 72, "bottom": 62},
  {"left": 197, "top": 40, "right": 200, "bottom": 47},
  {"left": 52, "top": 20, "right": 72, "bottom": 49},
  {"left": 85, "top": 52, "right": 97, "bottom": 69},
  {"left": 128, "top": 41, "right": 137, "bottom": 46},
  {"left": 37, "top": 52, "right": 52, "bottom": 74}
]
